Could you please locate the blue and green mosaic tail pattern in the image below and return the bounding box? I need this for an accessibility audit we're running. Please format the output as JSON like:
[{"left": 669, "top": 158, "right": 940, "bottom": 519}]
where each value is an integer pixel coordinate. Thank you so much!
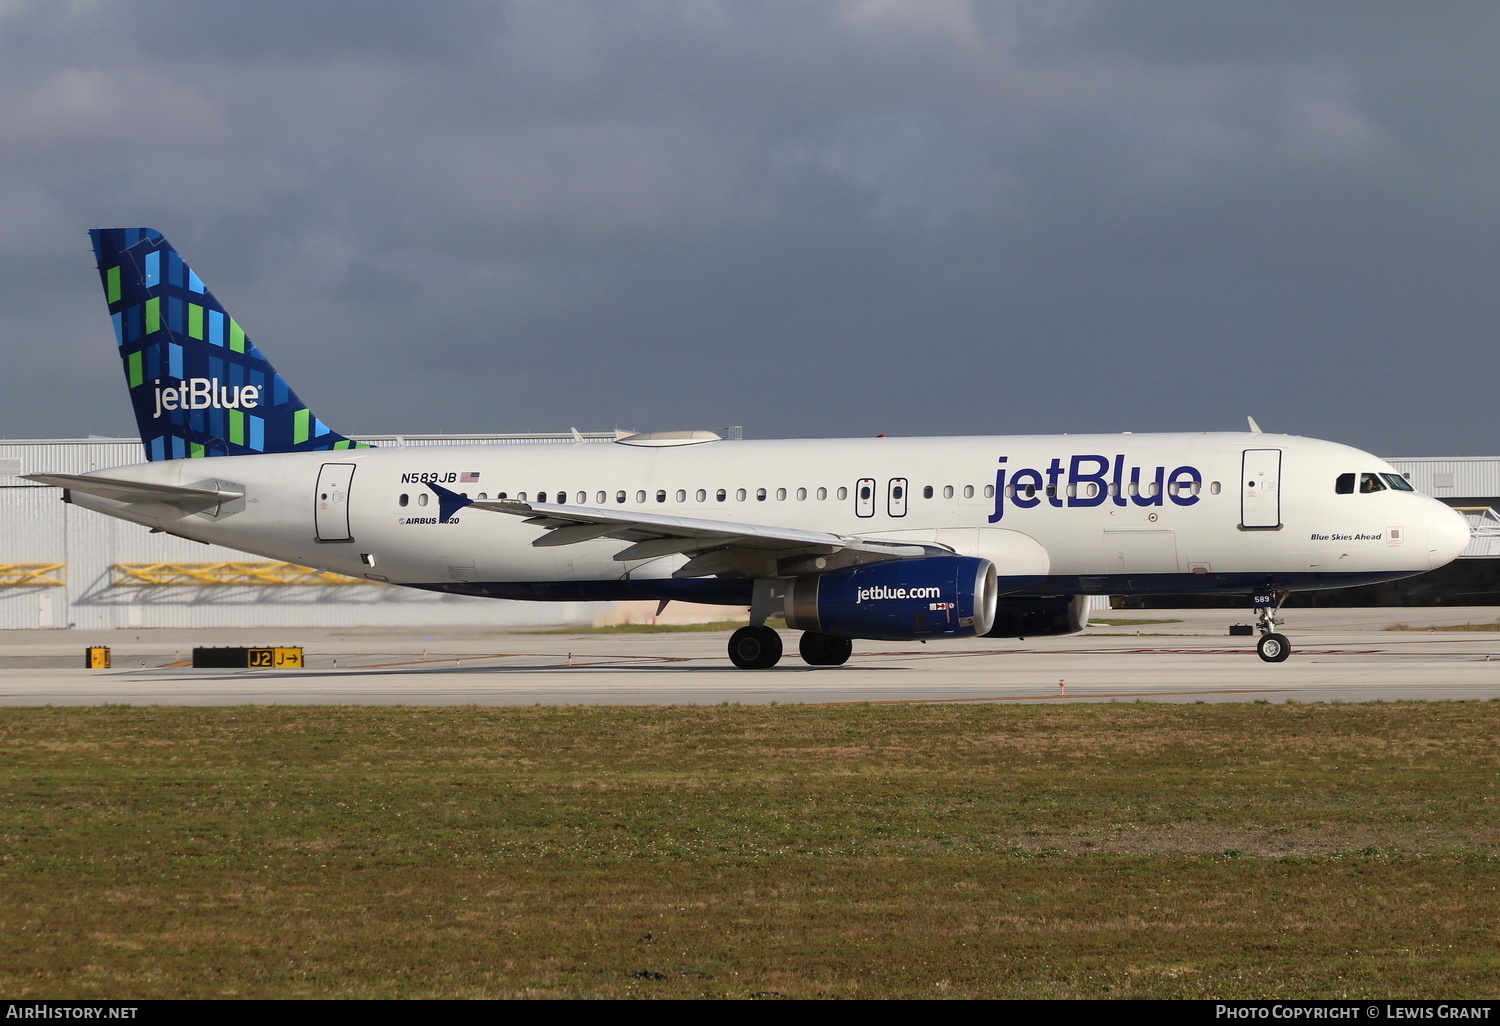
[{"left": 90, "top": 228, "right": 370, "bottom": 461}]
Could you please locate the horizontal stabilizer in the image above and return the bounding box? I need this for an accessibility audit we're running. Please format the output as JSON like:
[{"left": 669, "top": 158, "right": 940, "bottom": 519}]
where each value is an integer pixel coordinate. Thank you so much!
[{"left": 23, "top": 472, "right": 242, "bottom": 507}]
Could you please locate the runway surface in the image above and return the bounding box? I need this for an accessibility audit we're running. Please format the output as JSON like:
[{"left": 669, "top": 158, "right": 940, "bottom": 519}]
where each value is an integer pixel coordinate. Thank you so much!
[{"left": 2, "top": 608, "right": 1498, "bottom": 706}]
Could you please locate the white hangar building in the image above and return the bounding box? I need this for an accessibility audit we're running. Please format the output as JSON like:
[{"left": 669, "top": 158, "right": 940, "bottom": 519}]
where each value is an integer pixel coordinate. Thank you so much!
[{"left": 0, "top": 438, "right": 1495, "bottom": 631}]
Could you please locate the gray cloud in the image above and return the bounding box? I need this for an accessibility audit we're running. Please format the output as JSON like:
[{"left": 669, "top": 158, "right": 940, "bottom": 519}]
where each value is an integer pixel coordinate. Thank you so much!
[{"left": 1, "top": 1, "right": 1497, "bottom": 454}]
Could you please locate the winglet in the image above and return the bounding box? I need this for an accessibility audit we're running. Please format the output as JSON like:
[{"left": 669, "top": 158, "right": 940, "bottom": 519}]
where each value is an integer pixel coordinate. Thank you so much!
[
  {"left": 1247, "top": 416, "right": 1263, "bottom": 434},
  {"left": 426, "top": 481, "right": 474, "bottom": 523}
]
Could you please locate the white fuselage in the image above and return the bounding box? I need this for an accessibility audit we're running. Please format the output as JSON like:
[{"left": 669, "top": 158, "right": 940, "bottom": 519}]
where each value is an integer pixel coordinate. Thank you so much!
[{"left": 65, "top": 431, "right": 1470, "bottom": 605}]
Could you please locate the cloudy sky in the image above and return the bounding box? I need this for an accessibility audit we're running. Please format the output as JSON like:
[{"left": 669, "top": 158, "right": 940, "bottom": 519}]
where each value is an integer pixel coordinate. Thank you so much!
[{"left": 2, "top": 1, "right": 1498, "bottom": 454}]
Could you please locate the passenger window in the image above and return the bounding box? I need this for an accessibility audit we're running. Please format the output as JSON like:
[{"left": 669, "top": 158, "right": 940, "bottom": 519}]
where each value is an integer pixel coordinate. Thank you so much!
[
  {"left": 796, "top": 487, "right": 807, "bottom": 500},
  {"left": 537, "top": 492, "right": 547, "bottom": 503},
  {"left": 1360, "top": 473, "right": 1386, "bottom": 493},
  {"left": 497, "top": 492, "right": 508, "bottom": 500},
  {"left": 616, "top": 490, "right": 626, "bottom": 503},
  {"left": 417, "top": 493, "right": 429, "bottom": 507},
  {"left": 576, "top": 491, "right": 585, "bottom": 504},
  {"left": 517, "top": 492, "right": 527, "bottom": 502},
  {"left": 923, "top": 485, "right": 933, "bottom": 499},
  {"left": 717, "top": 489, "right": 727, "bottom": 502},
  {"left": 478, "top": 492, "right": 487, "bottom": 500},
  {"left": 399, "top": 494, "right": 409, "bottom": 507},
  {"left": 1336, "top": 473, "right": 1355, "bottom": 494},
  {"left": 983, "top": 484, "right": 994, "bottom": 499},
  {"left": 963, "top": 485, "right": 974, "bottom": 499},
  {"left": 837, "top": 486, "right": 848, "bottom": 500},
  {"left": 697, "top": 489, "right": 707, "bottom": 502},
  {"left": 776, "top": 488, "right": 787, "bottom": 500},
  {"left": 756, "top": 488, "right": 767, "bottom": 501},
  {"left": 859, "top": 485, "right": 871, "bottom": 500},
  {"left": 656, "top": 490, "right": 667, "bottom": 503},
  {"left": 636, "top": 490, "right": 647, "bottom": 503},
  {"left": 943, "top": 485, "right": 954, "bottom": 499},
  {"left": 817, "top": 487, "right": 827, "bottom": 500},
  {"left": 736, "top": 488, "right": 747, "bottom": 501},
  {"left": 676, "top": 489, "right": 686, "bottom": 502},
  {"left": 1210, "top": 482, "right": 1221, "bottom": 495}
]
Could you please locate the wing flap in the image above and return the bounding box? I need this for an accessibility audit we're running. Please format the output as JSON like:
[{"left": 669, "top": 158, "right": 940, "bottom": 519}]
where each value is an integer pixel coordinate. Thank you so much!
[
  {"left": 468, "top": 498, "right": 846, "bottom": 552},
  {"left": 437, "top": 486, "right": 946, "bottom": 578}
]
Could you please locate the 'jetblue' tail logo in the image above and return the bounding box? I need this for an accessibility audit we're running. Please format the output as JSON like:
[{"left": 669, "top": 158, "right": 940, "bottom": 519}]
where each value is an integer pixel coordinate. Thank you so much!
[{"left": 89, "top": 227, "right": 370, "bottom": 461}]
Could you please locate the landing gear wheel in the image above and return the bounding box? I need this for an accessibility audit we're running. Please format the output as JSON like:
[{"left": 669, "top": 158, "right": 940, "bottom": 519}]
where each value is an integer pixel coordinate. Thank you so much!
[
  {"left": 728, "top": 625, "right": 783, "bottom": 669},
  {"left": 799, "top": 631, "right": 853, "bottom": 666},
  {"left": 1257, "top": 632, "right": 1291, "bottom": 663}
]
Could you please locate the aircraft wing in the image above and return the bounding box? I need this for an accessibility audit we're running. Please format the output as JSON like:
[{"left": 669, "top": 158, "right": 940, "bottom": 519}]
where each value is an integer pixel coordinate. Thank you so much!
[
  {"left": 429, "top": 483, "right": 938, "bottom": 577},
  {"left": 23, "top": 473, "right": 244, "bottom": 507}
]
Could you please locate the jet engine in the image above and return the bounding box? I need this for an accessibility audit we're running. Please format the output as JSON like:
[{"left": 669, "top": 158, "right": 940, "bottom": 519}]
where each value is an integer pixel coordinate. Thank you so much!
[
  {"left": 783, "top": 556, "right": 997, "bottom": 641},
  {"left": 982, "top": 595, "right": 1090, "bottom": 638}
]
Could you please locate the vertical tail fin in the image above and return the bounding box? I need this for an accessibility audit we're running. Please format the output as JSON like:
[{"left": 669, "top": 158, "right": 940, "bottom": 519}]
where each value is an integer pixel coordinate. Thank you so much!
[{"left": 89, "top": 228, "right": 368, "bottom": 461}]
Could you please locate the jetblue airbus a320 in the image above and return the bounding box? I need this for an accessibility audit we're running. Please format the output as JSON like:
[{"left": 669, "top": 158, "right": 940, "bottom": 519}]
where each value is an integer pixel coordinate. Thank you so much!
[{"left": 25, "top": 229, "right": 1471, "bottom": 668}]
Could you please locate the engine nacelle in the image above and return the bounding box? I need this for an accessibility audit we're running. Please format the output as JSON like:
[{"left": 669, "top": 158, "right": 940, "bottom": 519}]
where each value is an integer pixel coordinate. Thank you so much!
[
  {"left": 784, "top": 556, "right": 997, "bottom": 641},
  {"left": 982, "top": 595, "right": 1090, "bottom": 638}
]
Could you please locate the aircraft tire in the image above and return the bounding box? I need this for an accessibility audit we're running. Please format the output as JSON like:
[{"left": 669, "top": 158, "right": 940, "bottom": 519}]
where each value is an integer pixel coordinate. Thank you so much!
[
  {"left": 729, "top": 625, "right": 783, "bottom": 669},
  {"left": 1257, "top": 633, "right": 1291, "bottom": 663},
  {"left": 799, "top": 631, "right": 853, "bottom": 666}
]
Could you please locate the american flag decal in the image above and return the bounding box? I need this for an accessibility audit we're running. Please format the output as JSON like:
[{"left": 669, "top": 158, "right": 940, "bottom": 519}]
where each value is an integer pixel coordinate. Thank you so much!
[{"left": 460, "top": 472, "right": 480, "bottom": 483}]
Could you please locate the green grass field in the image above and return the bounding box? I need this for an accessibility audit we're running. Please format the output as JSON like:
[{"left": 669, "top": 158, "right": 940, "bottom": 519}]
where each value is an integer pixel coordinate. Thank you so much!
[{"left": 1, "top": 702, "right": 1495, "bottom": 998}]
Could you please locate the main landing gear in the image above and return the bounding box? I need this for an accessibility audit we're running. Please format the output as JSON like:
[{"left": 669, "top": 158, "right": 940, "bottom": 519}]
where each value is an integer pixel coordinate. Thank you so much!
[
  {"left": 726, "top": 627, "right": 853, "bottom": 669},
  {"left": 799, "top": 631, "right": 853, "bottom": 667},
  {"left": 728, "top": 625, "right": 782, "bottom": 669},
  {"left": 1253, "top": 585, "right": 1291, "bottom": 663}
]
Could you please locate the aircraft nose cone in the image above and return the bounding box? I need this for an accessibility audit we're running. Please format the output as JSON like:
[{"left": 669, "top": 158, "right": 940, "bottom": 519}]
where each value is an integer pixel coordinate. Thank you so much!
[{"left": 1427, "top": 502, "right": 1470, "bottom": 570}]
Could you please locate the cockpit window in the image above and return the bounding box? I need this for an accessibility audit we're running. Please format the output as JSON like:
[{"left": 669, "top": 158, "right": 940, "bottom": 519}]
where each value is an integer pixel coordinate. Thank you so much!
[
  {"left": 1382, "top": 473, "right": 1414, "bottom": 492},
  {"left": 1335, "top": 473, "right": 1355, "bottom": 494},
  {"left": 1360, "top": 473, "right": 1386, "bottom": 493}
]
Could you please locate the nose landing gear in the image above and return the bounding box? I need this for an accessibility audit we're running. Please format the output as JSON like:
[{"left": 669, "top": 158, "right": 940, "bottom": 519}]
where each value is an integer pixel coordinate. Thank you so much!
[{"left": 1253, "top": 585, "right": 1291, "bottom": 662}]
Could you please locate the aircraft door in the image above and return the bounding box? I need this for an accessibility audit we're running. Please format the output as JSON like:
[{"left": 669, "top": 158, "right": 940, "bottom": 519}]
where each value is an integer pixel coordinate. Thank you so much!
[
  {"left": 888, "top": 477, "right": 908, "bottom": 517},
  {"left": 315, "top": 462, "right": 356, "bottom": 542},
  {"left": 855, "top": 478, "right": 875, "bottom": 518},
  {"left": 1241, "top": 449, "right": 1281, "bottom": 529}
]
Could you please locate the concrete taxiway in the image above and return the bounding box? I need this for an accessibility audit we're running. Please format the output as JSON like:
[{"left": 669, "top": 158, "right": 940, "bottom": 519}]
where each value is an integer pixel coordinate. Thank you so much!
[{"left": 0, "top": 607, "right": 1497, "bottom": 706}]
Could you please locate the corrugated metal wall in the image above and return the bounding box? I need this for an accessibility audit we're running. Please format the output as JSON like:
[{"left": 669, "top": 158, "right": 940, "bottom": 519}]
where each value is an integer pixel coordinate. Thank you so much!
[
  {"left": 1387, "top": 456, "right": 1500, "bottom": 501},
  {"left": 0, "top": 437, "right": 614, "bottom": 630}
]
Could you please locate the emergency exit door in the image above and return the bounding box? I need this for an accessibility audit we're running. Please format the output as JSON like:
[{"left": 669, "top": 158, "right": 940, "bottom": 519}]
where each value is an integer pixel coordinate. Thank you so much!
[
  {"left": 1240, "top": 449, "right": 1281, "bottom": 529},
  {"left": 315, "top": 462, "right": 356, "bottom": 542}
]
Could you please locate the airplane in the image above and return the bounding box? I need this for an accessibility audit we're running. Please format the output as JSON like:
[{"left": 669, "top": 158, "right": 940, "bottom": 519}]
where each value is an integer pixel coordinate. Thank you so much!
[{"left": 24, "top": 228, "right": 1471, "bottom": 669}]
